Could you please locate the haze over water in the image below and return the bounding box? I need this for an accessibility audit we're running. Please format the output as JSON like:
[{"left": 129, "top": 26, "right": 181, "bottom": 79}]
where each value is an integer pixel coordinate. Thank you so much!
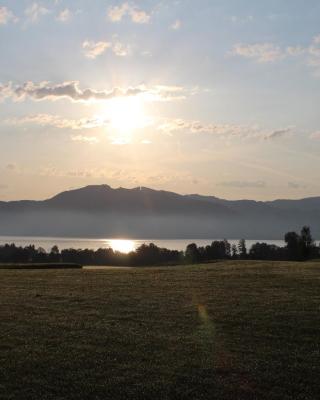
[{"left": 1, "top": 236, "right": 314, "bottom": 254}]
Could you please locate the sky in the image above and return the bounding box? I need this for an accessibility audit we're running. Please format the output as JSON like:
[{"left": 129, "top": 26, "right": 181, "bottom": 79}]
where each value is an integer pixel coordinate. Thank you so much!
[{"left": 1, "top": 0, "right": 320, "bottom": 201}]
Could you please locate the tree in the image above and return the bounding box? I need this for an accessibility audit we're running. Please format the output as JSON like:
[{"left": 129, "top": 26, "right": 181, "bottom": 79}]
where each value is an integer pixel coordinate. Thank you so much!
[
  {"left": 300, "top": 226, "right": 314, "bottom": 259},
  {"left": 134, "top": 243, "right": 161, "bottom": 265},
  {"left": 249, "top": 242, "right": 283, "bottom": 260},
  {"left": 231, "top": 244, "right": 238, "bottom": 259},
  {"left": 284, "top": 231, "right": 301, "bottom": 260},
  {"left": 238, "top": 239, "right": 247, "bottom": 259},
  {"left": 224, "top": 239, "right": 231, "bottom": 258},
  {"left": 185, "top": 243, "right": 200, "bottom": 264},
  {"left": 50, "top": 245, "right": 60, "bottom": 262}
]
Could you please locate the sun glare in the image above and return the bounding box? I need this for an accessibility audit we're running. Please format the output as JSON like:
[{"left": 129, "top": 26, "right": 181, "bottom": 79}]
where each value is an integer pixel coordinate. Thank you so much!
[
  {"left": 109, "top": 239, "right": 136, "bottom": 253},
  {"left": 107, "top": 96, "right": 149, "bottom": 133}
]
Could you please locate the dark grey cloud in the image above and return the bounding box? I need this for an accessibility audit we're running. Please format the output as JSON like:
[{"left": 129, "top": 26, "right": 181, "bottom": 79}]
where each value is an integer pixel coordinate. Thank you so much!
[
  {"left": 0, "top": 81, "right": 187, "bottom": 103},
  {"left": 5, "top": 163, "right": 17, "bottom": 171},
  {"left": 288, "top": 182, "right": 307, "bottom": 189},
  {"left": 264, "top": 127, "right": 292, "bottom": 140},
  {"left": 159, "top": 118, "right": 293, "bottom": 140}
]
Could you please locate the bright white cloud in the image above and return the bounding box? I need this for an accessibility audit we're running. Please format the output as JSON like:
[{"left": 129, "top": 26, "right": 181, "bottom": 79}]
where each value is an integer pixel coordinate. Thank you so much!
[
  {"left": 110, "top": 137, "right": 131, "bottom": 145},
  {"left": 107, "top": 2, "right": 150, "bottom": 24},
  {"left": 307, "top": 35, "right": 320, "bottom": 74},
  {"left": 230, "top": 15, "right": 254, "bottom": 23},
  {"left": 25, "top": 2, "right": 50, "bottom": 23},
  {"left": 232, "top": 43, "right": 284, "bottom": 63},
  {"left": 112, "top": 41, "right": 131, "bottom": 56},
  {"left": 82, "top": 39, "right": 131, "bottom": 58},
  {"left": 171, "top": 19, "right": 181, "bottom": 30},
  {"left": 107, "top": 3, "right": 128, "bottom": 22},
  {"left": 310, "top": 131, "right": 320, "bottom": 140},
  {"left": 82, "top": 40, "right": 111, "bottom": 59},
  {"left": 130, "top": 8, "right": 150, "bottom": 24},
  {"left": 232, "top": 34, "right": 320, "bottom": 76},
  {"left": 0, "top": 6, "right": 18, "bottom": 25},
  {"left": 286, "top": 46, "right": 306, "bottom": 56},
  {"left": 57, "top": 8, "right": 71, "bottom": 22},
  {"left": 71, "top": 135, "right": 99, "bottom": 144}
]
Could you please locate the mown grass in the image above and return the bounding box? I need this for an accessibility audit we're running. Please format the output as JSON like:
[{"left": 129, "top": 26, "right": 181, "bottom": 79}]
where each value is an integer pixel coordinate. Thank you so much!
[
  {"left": 0, "top": 263, "right": 82, "bottom": 270},
  {"left": 1, "top": 261, "right": 319, "bottom": 400}
]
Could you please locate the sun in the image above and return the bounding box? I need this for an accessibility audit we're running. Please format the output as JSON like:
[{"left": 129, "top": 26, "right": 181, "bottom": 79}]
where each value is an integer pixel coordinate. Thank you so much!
[
  {"left": 109, "top": 239, "right": 136, "bottom": 253},
  {"left": 107, "top": 96, "right": 149, "bottom": 134}
]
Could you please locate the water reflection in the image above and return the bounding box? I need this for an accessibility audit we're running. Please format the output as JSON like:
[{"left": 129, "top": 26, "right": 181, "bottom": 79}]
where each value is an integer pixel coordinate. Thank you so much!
[{"left": 0, "top": 236, "right": 304, "bottom": 253}]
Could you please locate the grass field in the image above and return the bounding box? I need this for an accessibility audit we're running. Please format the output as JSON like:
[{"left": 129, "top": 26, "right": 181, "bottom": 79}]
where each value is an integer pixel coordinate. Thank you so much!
[
  {"left": 1, "top": 261, "right": 319, "bottom": 400},
  {"left": 0, "top": 263, "right": 82, "bottom": 270}
]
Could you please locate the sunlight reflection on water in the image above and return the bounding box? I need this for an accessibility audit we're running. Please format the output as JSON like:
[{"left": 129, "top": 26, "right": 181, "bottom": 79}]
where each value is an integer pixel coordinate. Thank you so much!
[{"left": 0, "top": 236, "right": 315, "bottom": 254}]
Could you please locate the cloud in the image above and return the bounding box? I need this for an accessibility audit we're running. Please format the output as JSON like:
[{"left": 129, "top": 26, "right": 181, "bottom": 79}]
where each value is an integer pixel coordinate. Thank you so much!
[
  {"left": 0, "top": 83, "right": 12, "bottom": 100},
  {"left": 217, "top": 180, "right": 266, "bottom": 188},
  {"left": 107, "top": 2, "right": 150, "bottom": 24},
  {"left": 25, "top": 2, "right": 50, "bottom": 23},
  {"left": 158, "top": 119, "right": 251, "bottom": 136},
  {"left": 286, "top": 46, "right": 306, "bottom": 56},
  {"left": 56, "top": 8, "right": 71, "bottom": 22},
  {"left": 288, "top": 181, "right": 307, "bottom": 189},
  {"left": 232, "top": 43, "right": 284, "bottom": 63},
  {"left": 130, "top": 8, "right": 150, "bottom": 24},
  {"left": 112, "top": 41, "right": 131, "bottom": 56},
  {"left": 287, "top": 36, "right": 320, "bottom": 73},
  {"left": 111, "top": 137, "right": 131, "bottom": 145},
  {"left": 6, "top": 163, "right": 17, "bottom": 171},
  {"left": 307, "top": 35, "right": 320, "bottom": 74},
  {"left": 5, "top": 114, "right": 109, "bottom": 130},
  {"left": 38, "top": 166, "right": 204, "bottom": 188},
  {"left": 309, "top": 131, "right": 320, "bottom": 140},
  {"left": 71, "top": 135, "right": 99, "bottom": 144},
  {"left": 0, "top": 6, "right": 18, "bottom": 25},
  {"left": 107, "top": 3, "right": 128, "bottom": 22},
  {"left": 171, "top": 19, "right": 181, "bottom": 30},
  {"left": 144, "top": 85, "right": 188, "bottom": 101},
  {"left": 231, "top": 34, "right": 320, "bottom": 76},
  {"left": 82, "top": 40, "right": 111, "bottom": 59},
  {"left": 263, "top": 127, "right": 292, "bottom": 140},
  {"left": 313, "top": 35, "right": 320, "bottom": 45},
  {"left": 82, "top": 39, "right": 131, "bottom": 58},
  {"left": 0, "top": 81, "right": 188, "bottom": 103},
  {"left": 158, "top": 118, "right": 293, "bottom": 140},
  {"left": 230, "top": 15, "right": 253, "bottom": 23}
]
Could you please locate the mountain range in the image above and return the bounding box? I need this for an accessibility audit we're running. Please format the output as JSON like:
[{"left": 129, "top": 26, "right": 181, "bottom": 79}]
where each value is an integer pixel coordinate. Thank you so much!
[{"left": 0, "top": 184, "right": 319, "bottom": 238}]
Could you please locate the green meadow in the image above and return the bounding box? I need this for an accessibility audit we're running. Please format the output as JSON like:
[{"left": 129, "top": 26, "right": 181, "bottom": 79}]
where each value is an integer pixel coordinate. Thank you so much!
[{"left": 1, "top": 261, "right": 319, "bottom": 400}]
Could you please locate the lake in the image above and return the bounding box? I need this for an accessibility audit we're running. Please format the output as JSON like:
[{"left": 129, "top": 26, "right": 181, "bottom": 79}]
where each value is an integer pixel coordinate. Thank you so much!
[{"left": 0, "top": 236, "right": 300, "bottom": 253}]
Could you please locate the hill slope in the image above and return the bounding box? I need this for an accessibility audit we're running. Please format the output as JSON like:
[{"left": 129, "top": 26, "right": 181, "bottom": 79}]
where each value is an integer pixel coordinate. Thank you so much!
[{"left": 0, "top": 185, "right": 319, "bottom": 238}]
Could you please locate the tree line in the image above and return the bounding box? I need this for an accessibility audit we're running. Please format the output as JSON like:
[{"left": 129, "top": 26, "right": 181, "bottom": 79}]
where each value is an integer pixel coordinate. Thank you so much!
[{"left": 0, "top": 226, "right": 318, "bottom": 266}]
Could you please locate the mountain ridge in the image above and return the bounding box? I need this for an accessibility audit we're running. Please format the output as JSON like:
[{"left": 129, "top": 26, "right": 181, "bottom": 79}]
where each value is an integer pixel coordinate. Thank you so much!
[
  {"left": 2, "top": 184, "right": 319, "bottom": 204},
  {"left": 0, "top": 184, "right": 319, "bottom": 238}
]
